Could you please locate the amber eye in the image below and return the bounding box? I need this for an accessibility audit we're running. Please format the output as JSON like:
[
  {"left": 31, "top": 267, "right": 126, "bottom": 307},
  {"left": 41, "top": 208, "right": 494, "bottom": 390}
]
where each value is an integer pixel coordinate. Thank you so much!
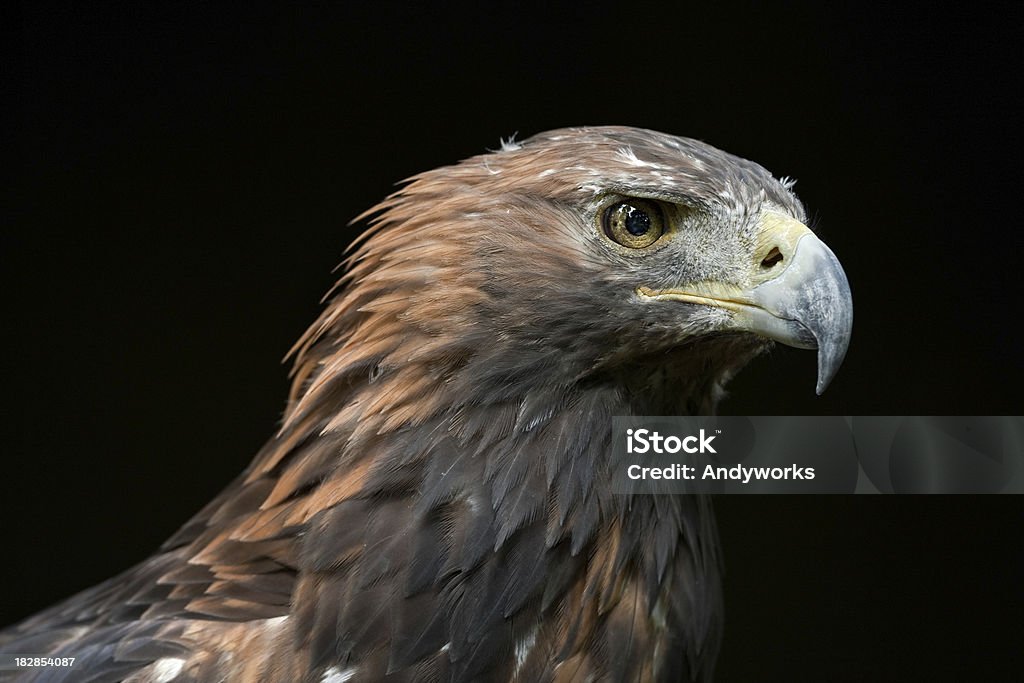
[{"left": 602, "top": 199, "right": 665, "bottom": 248}]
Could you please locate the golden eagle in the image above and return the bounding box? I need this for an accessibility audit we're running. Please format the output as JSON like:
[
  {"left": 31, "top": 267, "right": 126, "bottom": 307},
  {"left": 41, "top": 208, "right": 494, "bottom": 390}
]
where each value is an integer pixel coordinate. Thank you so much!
[{"left": 0, "top": 126, "right": 852, "bottom": 682}]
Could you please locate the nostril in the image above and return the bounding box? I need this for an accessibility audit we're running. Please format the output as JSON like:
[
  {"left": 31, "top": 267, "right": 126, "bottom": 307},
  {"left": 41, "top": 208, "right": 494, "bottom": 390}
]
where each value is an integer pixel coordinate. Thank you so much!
[{"left": 761, "top": 246, "right": 784, "bottom": 269}]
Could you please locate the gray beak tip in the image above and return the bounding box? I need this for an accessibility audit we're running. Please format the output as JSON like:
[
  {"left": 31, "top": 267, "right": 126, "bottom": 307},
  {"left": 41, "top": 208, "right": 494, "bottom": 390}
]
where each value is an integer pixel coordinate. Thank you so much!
[
  {"left": 815, "top": 369, "right": 831, "bottom": 396},
  {"left": 815, "top": 335, "right": 851, "bottom": 395}
]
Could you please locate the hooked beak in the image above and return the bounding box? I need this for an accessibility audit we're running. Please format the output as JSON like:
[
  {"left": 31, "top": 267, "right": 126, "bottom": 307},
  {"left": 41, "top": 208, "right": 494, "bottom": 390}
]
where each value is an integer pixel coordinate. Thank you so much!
[{"left": 638, "top": 213, "right": 853, "bottom": 394}]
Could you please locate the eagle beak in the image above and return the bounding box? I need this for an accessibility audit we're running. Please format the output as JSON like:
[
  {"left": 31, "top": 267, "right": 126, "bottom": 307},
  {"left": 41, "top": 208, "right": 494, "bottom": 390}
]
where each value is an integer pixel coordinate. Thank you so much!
[
  {"left": 638, "top": 213, "right": 853, "bottom": 394},
  {"left": 739, "top": 226, "right": 853, "bottom": 394}
]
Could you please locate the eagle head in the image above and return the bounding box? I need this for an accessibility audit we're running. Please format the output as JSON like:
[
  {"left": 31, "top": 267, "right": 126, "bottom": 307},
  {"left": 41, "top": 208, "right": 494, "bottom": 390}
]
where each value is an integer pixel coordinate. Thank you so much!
[{"left": 291, "top": 126, "right": 852, "bottom": 425}]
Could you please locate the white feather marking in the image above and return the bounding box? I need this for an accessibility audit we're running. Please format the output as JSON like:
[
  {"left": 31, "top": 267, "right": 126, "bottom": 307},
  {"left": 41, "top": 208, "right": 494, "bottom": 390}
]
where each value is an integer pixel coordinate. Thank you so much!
[
  {"left": 537, "top": 169, "right": 556, "bottom": 177},
  {"left": 649, "top": 170, "right": 677, "bottom": 185},
  {"left": 514, "top": 626, "right": 539, "bottom": 674},
  {"left": 499, "top": 134, "right": 522, "bottom": 152},
  {"left": 321, "top": 666, "right": 358, "bottom": 683},
  {"left": 616, "top": 146, "right": 666, "bottom": 169},
  {"left": 263, "top": 615, "right": 288, "bottom": 630},
  {"left": 616, "top": 146, "right": 646, "bottom": 166},
  {"left": 151, "top": 658, "right": 185, "bottom": 683}
]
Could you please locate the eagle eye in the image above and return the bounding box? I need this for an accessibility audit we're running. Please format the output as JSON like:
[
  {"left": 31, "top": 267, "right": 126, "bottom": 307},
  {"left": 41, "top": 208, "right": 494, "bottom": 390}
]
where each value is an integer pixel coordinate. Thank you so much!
[{"left": 602, "top": 199, "right": 665, "bottom": 248}]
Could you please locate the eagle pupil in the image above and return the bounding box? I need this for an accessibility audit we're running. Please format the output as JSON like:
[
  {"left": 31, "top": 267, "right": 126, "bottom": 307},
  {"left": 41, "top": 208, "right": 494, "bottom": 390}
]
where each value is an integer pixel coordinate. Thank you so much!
[{"left": 625, "top": 206, "right": 651, "bottom": 235}]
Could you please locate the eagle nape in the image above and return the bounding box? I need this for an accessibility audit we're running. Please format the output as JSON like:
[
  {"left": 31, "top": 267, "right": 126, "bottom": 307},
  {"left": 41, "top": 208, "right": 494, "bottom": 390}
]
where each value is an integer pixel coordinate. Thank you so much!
[{"left": 1, "top": 126, "right": 852, "bottom": 683}]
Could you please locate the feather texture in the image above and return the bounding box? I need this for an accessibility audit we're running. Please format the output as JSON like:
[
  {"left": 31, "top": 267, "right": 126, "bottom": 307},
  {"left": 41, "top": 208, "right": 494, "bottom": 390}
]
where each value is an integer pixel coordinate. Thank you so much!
[{"left": 0, "top": 126, "right": 809, "bottom": 682}]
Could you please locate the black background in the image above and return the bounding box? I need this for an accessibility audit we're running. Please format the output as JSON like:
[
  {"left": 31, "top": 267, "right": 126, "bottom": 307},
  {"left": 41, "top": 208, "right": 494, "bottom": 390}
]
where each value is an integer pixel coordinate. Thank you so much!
[{"left": 5, "top": 2, "right": 1023, "bottom": 680}]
